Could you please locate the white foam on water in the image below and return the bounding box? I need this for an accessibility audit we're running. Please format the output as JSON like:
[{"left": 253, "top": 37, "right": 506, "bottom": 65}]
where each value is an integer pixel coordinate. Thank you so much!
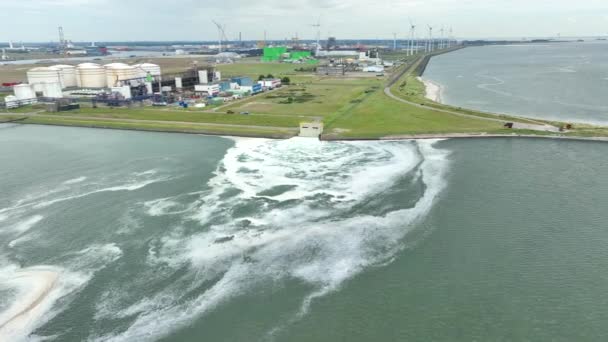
[
  {"left": 63, "top": 177, "right": 87, "bottom": 185},
  {"left": 133, "top": 170, "right": 158, "bottom": 177},
  {"left": 143, "top": 197, "right": 201, "bottom": 217},
  {"left": 557, "top": 67, "right": 576, "bottom": 73},
  {"left": 8, "top": 235, "right": 33, "bottom": 248},
  {"left": 95, "top": 138, "right": 450, "bottom": 341},
  {"left": 0, "top": 244, "right": 123, "bottom": 341},
  {"left": 8, "top": 215, "right": 44, "bottom": 234},
  {"left": 32, "top": 178, "right": 170, "bottom": 210},
  {"left": 475, "top": 74, "right": 513, "bottom": 97},
  {"left": 1, "top": 172, "right": 171, "bottom": 215},
  {"left": 0, "top": 265, "right": 87, "bottom": 342}
]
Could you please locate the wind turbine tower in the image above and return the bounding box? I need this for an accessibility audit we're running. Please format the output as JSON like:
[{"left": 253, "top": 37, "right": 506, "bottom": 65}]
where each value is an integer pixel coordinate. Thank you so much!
[
  {"left": 312, "top": 17, "right": 321, "bottom": 54},
  {"left": 440, "top": 27, "right": 445, "bottom": 49},
  {"left": 409, "top": 20, "right": 416, "bottom": 56},
  {"left": 393, "top": 32, "right": 397, "bottom": 50},
  {"left": 449, "top": 27, "right": 454, "bottom": 47},
  {"left": 427, "top": 25, "right": 433, "bottom": 52}
]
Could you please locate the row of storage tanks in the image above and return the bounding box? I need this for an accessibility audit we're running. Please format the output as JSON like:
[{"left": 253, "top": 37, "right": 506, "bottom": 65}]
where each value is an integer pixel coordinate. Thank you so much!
[{"left": 25, "top": 63, "right": 162, "bottom": 92}]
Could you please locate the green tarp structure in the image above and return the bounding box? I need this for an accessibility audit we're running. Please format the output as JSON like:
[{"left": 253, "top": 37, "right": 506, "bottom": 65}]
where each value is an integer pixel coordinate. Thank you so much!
[
  {"left": 290, "top": 51, "right": 312, "bottom": 59},
  {"left": 261, "top": 47, "right": 287, "bottom": 62}
]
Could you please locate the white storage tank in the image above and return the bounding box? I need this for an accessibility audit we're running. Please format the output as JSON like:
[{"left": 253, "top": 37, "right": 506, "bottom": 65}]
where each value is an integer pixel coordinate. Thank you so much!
[
  {"left": 78, "top": 62, "right": 101, "bottom": 68},
  {"left": 133, "top": 63, "right": 161, "bottom": 79},
  {"left": 77, "top": 64, "right": 106, "bottom": 88},
  {"left": 42, "top": 82, "right": 63, "bottom": 98},
  {"left": 27, "top": 67, "right": 61, "bottom": 92},
  {"left": 52, "top": 64, "right": 78, "bottom": 88},
  {"left": 104, "top": 63, "right": 128, "bottom": 67},
  {"left": 105, "top": 64, "right": 138, "bottom": 87},
  {"left": 13, "top": 84, "right": 36, "bottom": 100}
]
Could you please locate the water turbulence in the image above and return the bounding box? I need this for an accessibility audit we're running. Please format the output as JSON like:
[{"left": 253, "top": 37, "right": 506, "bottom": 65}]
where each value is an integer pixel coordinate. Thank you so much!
[{"left": 98, "top": 138, "right": 450, "bottom": 341}]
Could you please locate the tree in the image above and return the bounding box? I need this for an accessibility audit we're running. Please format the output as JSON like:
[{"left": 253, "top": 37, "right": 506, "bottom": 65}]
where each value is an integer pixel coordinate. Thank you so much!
[
  {"left": 281, "top": 77, "right": 291, "bottom": 85},
  {"left": 266, "top": 74, "right": 274, "bottom": 79},
  {"left": 258, "top": 75, "right": 265, "bottom": 81}
]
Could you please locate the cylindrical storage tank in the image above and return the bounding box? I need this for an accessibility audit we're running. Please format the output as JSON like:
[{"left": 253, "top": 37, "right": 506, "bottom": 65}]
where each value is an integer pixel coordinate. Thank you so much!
[
  {"left": 27, "top": 67, "right": 61, "bottom": 92},
  {"left": 52, "top": 64, "right": 78, "bottom": 88},
  {"left": 13, "top": 84, "right": 36, "bottom": 100},
  {"left": 104, "top": 63, "right": 128, "bottom": 68},
  {"left": 105, "top": 65, "right": 138, "bottom": 87},
  {"left": 131, "top": 64, "right": 147, "bottom": 79},
  {"left": 134, "top": 63, "right": 161, "bottom": 79},
  {"left": 77, "top": 64, "right": 107, "bottom": 88},
  {"left": 42, "top": 82, "right": 63, "bottom": 98},
  {"left": 77, "top": 62, "right": 101, "bottom": 68}
]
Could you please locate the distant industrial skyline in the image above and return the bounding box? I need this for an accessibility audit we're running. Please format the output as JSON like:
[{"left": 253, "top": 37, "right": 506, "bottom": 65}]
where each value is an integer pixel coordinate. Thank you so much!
[{"left": 1, "top": 0, "right": 608, "bottom": 42}]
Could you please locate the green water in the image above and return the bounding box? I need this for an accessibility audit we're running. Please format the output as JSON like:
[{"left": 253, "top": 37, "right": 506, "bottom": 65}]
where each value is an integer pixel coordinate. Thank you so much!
[
  {"left": 423, "top": 42, "right": 608, "bottom": 124},
  {"left": 1, "top": 124, "right": 608, "bottom": 341}
]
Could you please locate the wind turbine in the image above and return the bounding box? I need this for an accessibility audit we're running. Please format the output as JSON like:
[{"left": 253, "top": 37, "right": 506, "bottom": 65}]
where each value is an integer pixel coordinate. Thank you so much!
[
  {"left": 311, "top": 17, "right": 321, "bottom": 54},
  {"left": 409, "top": 19, "right": 416, "bottom": 56},
  {"left": 449, "top": 27, "right": 454, "bottom": 47},
  {"left": 393, "top": 32, "right": 397, "bottom": 50},
  {"left": 212, "top": 20, "right": 228, "bottom": 53},
  {"left": 440, "top": 26, "right": 445, "bottom": 49},
  {"left": 427, "top": 25, "right": 433, "bottom": 52}
]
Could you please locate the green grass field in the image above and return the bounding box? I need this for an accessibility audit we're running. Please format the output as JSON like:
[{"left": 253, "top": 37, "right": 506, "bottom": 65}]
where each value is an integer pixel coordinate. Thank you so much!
[
  {"left": 15, "top": 116, "right": 296, "bottom": 138},
  {"left": 51, "top": 107, "right": 303, "bottom": 128},
  {"left": 216, "top": 62, "right": 304, "bottom": 80},
  {"left": 323, "top": 90, "right": 506, "bottom": 138},
  {"left": 220, "top": 78, "right": 380, "bottom": 118}
]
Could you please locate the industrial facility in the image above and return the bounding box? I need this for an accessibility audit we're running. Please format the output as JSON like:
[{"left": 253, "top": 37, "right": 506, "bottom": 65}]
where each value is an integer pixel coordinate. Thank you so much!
[{"left": 4, "top": 60, "right": 285, "bottom": 111}]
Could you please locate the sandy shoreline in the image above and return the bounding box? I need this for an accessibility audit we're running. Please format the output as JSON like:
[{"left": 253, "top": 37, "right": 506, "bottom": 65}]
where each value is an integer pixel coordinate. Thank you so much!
[{"left": 418, "top": 77, "right": 443, "bottom": 103}]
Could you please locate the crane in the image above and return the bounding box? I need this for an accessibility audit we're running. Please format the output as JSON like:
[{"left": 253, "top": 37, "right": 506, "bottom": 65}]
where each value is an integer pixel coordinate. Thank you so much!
[{"left": 212, "top": 20, "right": 228, "bottom": 53}]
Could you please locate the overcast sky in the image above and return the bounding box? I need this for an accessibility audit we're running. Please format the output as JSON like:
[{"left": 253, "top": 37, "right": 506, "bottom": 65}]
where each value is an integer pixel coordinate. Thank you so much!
[{"left": 2, "top": 0, "right": 608, "bottom": 42}]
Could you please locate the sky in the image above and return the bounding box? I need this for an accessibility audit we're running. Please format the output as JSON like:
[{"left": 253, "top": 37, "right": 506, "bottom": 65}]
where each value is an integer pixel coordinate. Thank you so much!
[{"left": 1, "top": 0, "right": 608, "bottom": 42}]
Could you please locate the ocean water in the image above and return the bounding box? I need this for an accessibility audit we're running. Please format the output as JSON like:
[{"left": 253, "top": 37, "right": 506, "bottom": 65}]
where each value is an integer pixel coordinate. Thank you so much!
[
  {"left": 423, "top": 42, "right": 608, "bottom": 124},
  {"left": 1, "top": 124, "right": 608, "bottom": 341}
]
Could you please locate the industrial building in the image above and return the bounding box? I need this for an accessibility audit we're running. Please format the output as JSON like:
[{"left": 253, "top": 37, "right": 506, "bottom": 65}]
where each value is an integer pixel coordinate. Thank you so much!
[{"left": 258, "top": 78, "right": 282, "bottom": 89}]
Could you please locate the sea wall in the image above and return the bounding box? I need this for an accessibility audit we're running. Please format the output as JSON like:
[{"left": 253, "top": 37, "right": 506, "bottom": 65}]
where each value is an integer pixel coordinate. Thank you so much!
[{"left": 415, "top": 46, "right": 464, "bottom": 77}]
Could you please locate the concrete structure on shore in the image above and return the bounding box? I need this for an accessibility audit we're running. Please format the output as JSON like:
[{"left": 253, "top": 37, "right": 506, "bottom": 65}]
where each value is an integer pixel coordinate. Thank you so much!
[{"left": 299, "top": 122, "right": 324, "bottom": 137}]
